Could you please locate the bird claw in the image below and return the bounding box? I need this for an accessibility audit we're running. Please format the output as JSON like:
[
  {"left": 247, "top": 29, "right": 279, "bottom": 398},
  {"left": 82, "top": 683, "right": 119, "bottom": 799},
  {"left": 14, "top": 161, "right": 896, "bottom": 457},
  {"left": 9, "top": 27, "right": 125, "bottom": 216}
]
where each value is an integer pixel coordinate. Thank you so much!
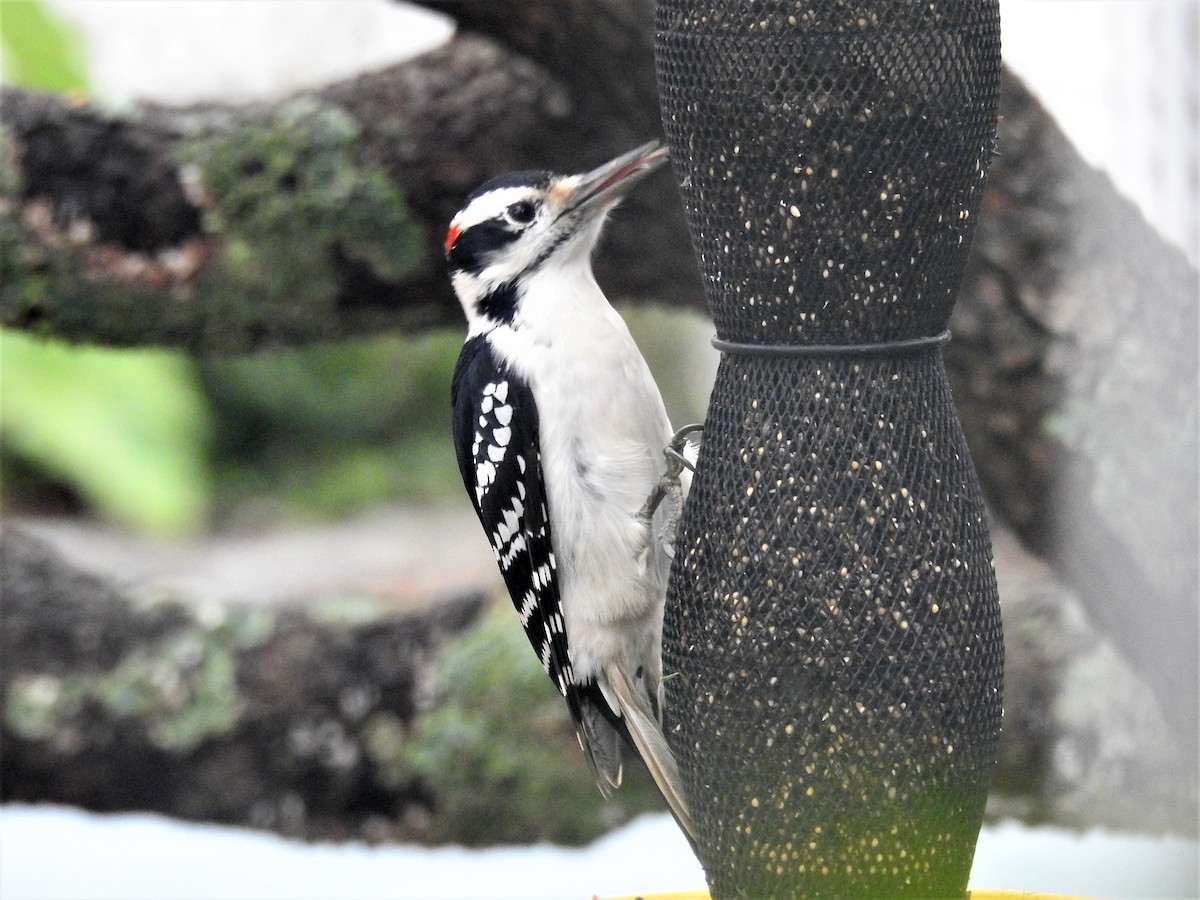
[{"left": 636, "top": 424, "right": 703, "bottom": 558}]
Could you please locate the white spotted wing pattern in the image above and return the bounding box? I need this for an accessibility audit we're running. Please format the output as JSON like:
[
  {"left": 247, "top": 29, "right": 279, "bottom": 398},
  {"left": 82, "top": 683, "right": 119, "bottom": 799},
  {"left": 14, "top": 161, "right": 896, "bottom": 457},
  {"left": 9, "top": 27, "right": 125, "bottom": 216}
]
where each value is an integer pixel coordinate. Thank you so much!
[{"left": 451, "top": 335, "right": 578, "bottom": 705}]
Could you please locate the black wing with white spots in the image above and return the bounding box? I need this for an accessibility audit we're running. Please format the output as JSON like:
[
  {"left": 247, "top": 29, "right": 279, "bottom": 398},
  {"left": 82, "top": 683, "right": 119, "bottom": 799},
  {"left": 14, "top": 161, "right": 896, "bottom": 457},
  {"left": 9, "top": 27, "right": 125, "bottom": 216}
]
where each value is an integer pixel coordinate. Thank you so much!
[
  {"left": 452, "top": 335, "right": 629, "bottom": 791},
  {"left": 451, "top": 336, "right": 581, "bottom": 708}
]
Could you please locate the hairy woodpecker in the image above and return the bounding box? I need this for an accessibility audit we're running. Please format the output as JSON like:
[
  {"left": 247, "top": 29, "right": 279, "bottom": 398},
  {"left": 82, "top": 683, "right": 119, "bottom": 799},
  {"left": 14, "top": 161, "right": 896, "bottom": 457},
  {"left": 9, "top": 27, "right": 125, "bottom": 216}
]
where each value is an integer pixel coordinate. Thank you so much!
[{"left": 447, "top": 142, "right": 692, "bottom": 834}]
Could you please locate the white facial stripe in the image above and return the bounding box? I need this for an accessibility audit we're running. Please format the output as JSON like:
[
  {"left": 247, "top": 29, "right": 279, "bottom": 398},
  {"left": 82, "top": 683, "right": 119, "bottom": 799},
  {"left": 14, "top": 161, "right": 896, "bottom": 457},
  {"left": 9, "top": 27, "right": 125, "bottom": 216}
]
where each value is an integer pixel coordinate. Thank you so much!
[
  {"left": 448, "top": 177, "right": 609, "bottom": 333},
  {"left": 449, "top": 186, "right": 557, "bottom": 311},
  {"left": 449, "top": 186, "right": 544, "bottom": 235}
]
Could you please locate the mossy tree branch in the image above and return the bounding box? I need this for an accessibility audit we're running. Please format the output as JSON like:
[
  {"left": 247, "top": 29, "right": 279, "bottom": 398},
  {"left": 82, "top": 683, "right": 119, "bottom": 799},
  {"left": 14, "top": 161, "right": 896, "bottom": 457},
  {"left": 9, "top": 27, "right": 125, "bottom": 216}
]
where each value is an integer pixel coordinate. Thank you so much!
[
  {"left": 0, "top": 8, "right": 700, "bottom": 353},
  {"left": 0, "top": 526, "right": 667, "bottom": 843}
]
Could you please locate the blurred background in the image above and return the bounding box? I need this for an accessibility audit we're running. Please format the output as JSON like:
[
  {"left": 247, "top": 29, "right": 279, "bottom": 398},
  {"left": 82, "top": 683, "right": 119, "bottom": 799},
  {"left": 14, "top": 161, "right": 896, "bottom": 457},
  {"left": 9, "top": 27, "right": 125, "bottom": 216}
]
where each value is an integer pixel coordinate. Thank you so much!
[{"left": 0, "top": 1, "right": 1197, "bottom": 897}]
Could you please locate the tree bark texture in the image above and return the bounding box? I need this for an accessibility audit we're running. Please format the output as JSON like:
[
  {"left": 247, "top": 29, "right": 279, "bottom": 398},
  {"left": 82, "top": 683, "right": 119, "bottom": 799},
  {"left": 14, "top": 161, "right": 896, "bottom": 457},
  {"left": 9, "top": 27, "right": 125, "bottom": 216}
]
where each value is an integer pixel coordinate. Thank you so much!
[
  {"left": 5, "top": 516, "right": 1193, "bottom": 837},
  {"left": 1, "top": 0, "right": 1196, "bottom": 830},
  {"left": 0, "top": 1, "right": 699, "bottom": 352},
  {"left": 0, "top": 526, "right": 666, "bottom": 844},
  {"left": 947, "top": 74, "right": 1199, "bottom": 766},
  {"left": 0, "top": 524, "right": 473, "bottom": 839}
]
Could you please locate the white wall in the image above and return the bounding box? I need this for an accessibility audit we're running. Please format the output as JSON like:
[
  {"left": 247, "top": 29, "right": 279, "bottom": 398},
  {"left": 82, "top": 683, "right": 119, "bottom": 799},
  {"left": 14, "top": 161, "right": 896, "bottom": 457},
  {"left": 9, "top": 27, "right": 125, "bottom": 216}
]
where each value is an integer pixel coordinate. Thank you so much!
[{"left": 1000, "top": 0, "right": 1199, "bottom": 263}]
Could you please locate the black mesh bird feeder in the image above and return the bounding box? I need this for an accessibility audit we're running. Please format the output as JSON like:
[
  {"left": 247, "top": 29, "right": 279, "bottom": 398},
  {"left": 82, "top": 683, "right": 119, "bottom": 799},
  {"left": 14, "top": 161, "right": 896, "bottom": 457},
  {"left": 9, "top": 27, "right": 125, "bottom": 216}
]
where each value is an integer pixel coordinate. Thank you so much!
[{"left": 655, "top": 1, "right": 1004, "bottom": 896}]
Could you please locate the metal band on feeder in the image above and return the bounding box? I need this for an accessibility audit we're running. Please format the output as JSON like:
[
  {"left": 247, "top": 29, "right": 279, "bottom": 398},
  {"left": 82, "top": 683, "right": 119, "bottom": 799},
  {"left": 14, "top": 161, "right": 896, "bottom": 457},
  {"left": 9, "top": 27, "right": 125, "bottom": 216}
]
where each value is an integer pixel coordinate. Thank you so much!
[
  {"left": 656, "top": 1, "right": 1004, "bottom": 896},
  {"left": 712, "top": 330, "right": 953, "bottom": 358}
]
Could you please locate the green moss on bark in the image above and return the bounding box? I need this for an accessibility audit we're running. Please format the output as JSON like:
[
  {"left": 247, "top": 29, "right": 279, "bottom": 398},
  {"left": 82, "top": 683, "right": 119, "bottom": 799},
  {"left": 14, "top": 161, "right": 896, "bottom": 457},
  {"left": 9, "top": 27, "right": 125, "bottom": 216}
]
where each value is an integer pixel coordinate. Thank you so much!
[
  {"left": 380, "top": 602, "right": 666, "bottom": 846},
  {"left": 0, "top": 100, "right": 428, "bottom": 351},
  {"left": 183, "top": 99, "right": 425, "bottom": 346},
  {"left": 4, "top": 609, "right": 262, "bottom": 752}
]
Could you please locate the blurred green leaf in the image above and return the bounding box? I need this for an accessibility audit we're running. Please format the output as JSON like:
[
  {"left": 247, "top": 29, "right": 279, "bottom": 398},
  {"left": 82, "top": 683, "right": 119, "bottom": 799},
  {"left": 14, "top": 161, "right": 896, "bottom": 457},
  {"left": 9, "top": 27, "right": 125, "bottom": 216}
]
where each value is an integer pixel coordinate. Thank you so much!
[
  {"left": 1, "top": 331, "right": 213, "bottom": 534},
  {"left": 200, "top": 333, "right": 463, "bottom": 518},
  {"left": 0, "top": 4, "right": 214, "bottom": 535},
  {"left": 0, "top": 0, "right": 90, "bottom": 94}
]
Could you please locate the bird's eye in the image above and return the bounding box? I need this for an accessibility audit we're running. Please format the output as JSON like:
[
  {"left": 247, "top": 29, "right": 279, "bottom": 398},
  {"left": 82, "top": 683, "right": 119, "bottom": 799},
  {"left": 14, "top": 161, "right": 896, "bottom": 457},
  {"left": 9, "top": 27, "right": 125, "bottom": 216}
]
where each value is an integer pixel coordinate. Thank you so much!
[{"left": 506, "top": 201, "right": 537, "bottom": 225}]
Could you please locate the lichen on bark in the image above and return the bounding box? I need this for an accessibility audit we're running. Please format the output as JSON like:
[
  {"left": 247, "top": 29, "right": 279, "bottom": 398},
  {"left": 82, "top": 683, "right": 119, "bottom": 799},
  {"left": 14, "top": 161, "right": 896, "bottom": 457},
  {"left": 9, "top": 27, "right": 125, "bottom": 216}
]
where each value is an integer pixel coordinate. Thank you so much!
[
  {"left": 0, "top": 92, "right": 431, "bottom": 352},
  {"left": 178, "top": 99, "right": 428, "bottom": 349}
]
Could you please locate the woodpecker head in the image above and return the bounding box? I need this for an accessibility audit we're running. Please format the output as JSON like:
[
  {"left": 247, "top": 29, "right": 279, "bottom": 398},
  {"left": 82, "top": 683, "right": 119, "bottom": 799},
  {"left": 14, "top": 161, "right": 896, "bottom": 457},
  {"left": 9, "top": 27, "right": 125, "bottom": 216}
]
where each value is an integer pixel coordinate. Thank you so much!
[{"left": 445, "top": 141, "right": 669, "bottom": 330}]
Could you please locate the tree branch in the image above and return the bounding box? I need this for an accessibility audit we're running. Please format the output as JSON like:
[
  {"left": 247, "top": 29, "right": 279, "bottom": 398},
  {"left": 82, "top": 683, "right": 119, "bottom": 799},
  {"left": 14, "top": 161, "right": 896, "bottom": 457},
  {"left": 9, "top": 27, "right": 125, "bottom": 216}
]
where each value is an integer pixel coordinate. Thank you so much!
[
  {"left": 0, "top": 525, "right": 668, "bottom": 843},
  {"left": 0, "top": 12, "right": 700, "bottom": 352},
  {"left": 948, "top": 71, "right": 1199, "bottom": 764}
]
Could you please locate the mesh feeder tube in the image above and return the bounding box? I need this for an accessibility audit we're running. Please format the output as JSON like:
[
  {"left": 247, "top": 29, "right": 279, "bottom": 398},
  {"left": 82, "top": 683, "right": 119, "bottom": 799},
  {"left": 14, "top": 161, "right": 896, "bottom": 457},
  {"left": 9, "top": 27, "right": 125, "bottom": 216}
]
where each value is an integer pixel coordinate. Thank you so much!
[{"left": 655, "top": 2, "right": 1004, "bottom": 896}]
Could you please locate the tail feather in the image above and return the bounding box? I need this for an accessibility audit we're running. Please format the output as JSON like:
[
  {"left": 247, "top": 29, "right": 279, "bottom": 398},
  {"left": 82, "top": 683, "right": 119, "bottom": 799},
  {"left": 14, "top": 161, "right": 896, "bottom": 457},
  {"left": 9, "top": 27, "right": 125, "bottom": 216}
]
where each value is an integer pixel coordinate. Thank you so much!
[
  {"left": 605, "top": 663, "right": 695, "bottom": 838},
  {"left": 576, "top": 701, "right": 623, "bottom": 798}
]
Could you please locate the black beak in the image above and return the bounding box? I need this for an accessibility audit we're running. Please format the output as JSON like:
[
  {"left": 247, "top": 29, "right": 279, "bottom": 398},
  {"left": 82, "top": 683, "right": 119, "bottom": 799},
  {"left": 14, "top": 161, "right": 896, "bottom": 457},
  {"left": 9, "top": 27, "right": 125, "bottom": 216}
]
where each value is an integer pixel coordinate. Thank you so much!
[{"left": 563, "top": 141, "right": 670, "bottom": 215}]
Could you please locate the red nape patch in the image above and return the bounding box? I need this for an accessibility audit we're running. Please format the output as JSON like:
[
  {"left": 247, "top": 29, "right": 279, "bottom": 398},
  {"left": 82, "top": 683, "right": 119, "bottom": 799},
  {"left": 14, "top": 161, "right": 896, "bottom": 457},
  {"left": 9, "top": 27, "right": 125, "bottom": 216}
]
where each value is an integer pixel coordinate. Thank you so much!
[{"left": 444, "top": 223, "right": 461, "bottom": 255}]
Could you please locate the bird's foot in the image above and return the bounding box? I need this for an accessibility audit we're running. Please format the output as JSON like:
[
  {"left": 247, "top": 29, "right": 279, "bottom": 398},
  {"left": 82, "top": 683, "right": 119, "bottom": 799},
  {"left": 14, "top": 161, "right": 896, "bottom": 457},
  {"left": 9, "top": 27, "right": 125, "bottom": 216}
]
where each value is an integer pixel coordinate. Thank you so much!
[{"left": 636, "top": 424, "right": 703, "bottom": 559}]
